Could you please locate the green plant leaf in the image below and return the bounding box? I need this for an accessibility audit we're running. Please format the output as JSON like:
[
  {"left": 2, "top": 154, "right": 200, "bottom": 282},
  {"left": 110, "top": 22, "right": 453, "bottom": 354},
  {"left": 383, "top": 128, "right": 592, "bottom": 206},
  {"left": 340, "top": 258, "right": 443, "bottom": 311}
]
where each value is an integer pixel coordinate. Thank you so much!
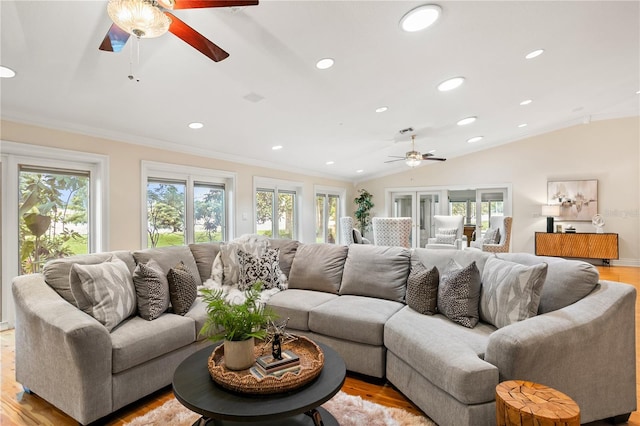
[{"left": 23, "top": 213, "right": 51, "bottom": 238}]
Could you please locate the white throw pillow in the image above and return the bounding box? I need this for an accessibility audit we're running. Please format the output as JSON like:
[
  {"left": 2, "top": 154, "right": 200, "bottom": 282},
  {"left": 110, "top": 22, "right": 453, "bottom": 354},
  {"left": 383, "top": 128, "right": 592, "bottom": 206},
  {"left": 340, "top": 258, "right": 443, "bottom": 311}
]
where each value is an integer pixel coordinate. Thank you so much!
[
  {"left": 435, "top": 234, "right": 456, "bottom": 245},
  {"left": 483, "top": 228, "right": 500, "bottom": 244}
]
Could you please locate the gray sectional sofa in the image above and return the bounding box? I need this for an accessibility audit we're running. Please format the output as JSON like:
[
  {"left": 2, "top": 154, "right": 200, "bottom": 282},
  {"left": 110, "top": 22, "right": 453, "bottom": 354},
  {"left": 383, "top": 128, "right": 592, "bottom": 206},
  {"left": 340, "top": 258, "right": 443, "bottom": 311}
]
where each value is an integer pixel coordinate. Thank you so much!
[{"left": 12, "top": 239, "right": 636, "bottom": 425}]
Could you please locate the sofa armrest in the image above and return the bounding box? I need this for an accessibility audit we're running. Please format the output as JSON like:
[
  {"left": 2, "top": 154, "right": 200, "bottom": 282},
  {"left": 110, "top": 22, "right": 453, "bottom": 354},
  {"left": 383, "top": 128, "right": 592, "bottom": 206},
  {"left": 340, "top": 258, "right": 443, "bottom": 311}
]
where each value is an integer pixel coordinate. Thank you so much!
[
  {"left": 485, "top": 281, "right": 636, "bottom": 423},
  {"left": 12, "top": 274, "right": 113, "bottom": 424}
]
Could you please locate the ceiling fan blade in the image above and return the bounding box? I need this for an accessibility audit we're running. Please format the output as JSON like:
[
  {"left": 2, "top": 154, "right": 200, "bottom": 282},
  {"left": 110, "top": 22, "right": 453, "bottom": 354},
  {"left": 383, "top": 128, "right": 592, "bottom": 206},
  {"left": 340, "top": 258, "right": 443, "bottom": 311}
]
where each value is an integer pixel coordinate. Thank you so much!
[
  {"left": 173, "top": 0, "right": 258, "bottom": 9},
  {"left": 384, "top": 158, "right": 406, "bottom": 164},
  {"left": 166, "top": 12, "right": 229, "bottom": 62},
  {"left": 98, "top": 23, "right": 130, "bottom": 53},
  {"left": 424, "top": 157, "right": 447, "bottom": 161}
]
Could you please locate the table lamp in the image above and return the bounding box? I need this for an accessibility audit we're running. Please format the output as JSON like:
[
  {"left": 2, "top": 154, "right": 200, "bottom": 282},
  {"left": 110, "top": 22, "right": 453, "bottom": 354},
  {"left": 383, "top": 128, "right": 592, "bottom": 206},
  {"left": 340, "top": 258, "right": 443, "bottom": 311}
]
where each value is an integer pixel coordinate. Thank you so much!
[{"left": 541, "top": 205, "right": 561, "bottom": 233}]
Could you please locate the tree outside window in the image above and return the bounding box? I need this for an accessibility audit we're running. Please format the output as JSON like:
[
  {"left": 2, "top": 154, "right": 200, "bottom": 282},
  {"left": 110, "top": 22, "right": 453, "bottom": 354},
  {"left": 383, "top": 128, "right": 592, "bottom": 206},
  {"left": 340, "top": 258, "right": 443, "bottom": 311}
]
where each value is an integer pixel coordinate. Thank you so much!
[
  {"left": 255, "top": 188, "right": 296, "bottom": 239},
  {"left": 147, "top": 181, "right": 185, "bottom": 247},
  {"left": 18, "top": 168, "right": 89, "bottom": 274}
]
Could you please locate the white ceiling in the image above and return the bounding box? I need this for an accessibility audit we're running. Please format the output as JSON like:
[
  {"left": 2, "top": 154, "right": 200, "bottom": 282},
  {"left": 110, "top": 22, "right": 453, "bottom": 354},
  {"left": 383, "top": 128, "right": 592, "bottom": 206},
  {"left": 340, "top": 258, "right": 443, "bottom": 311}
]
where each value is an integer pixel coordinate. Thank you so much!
[{"left": 1, "top": 1, "right": 639, "bottom": 182}]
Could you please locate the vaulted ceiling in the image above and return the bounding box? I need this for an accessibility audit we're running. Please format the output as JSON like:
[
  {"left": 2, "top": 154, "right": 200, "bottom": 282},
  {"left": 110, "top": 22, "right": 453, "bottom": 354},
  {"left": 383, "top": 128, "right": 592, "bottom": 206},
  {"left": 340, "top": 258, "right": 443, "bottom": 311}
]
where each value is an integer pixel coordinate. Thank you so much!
[{"left": 1, "top": 1, "right": 638, "bottom": 181}]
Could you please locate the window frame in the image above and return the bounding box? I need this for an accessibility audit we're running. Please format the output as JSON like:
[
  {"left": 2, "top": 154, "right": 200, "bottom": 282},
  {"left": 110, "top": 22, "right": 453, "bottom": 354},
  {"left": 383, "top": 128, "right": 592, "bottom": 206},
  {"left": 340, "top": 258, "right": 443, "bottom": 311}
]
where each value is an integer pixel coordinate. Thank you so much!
[
  {"left": 141, "top": 161, "right": 236, "bottom": 248},
  {"left": 253, "top": 176, "right": 303, "bottom": 240},
  {"left": 314, "top": 185, "right": 345, "bottom": 244},
  {"left": 1, "top": 141, "right": 109, "bottom": 328}
]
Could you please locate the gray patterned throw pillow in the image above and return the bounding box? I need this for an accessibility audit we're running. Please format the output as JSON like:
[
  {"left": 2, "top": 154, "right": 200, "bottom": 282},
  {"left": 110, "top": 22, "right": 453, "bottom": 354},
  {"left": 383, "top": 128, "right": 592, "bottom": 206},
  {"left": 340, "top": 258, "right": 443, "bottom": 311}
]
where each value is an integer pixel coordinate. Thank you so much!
[
  {"left": 479, "top": 257, "right": 548, "bottom": 328},
  {"left": 70, "top": 258, "right": 136, "bottom": 332},
  {"left": 437, "top": 260, "right": 481, "bottom": 328},
  {"left": 406, "top": 263, "right": 439, "bottom": 315},
  {"left": 167, "top": 261, "right": 197, "bottom": 315},
  {"left": 483, "top": 228, "right": 501, "bottom": 244},
  {"left": 132, "top": 259, "right": 170, "bottom": 321},
  {"left": 219, "top": 239, "right": 269, "bottom": 286}
]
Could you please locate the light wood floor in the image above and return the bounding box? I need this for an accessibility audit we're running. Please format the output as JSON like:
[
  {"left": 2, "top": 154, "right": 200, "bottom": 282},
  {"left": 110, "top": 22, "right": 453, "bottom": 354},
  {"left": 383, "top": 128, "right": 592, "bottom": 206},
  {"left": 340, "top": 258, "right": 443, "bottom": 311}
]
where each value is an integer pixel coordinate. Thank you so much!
[{"left": 1, "top": 265, "right": 639, "bottom": 426}]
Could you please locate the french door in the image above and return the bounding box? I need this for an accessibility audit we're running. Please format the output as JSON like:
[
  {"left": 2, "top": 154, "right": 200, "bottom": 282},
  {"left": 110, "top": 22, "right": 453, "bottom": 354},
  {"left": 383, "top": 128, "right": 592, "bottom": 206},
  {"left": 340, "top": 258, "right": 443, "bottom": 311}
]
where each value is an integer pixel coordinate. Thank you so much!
[{"left": 390, "top": 191, "right": 441, "bottom": 248}]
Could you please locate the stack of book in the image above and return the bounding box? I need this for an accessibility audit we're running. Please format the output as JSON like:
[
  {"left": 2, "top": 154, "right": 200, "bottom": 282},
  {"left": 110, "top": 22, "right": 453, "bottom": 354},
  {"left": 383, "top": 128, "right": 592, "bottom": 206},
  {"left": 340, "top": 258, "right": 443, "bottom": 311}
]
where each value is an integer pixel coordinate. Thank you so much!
[{"left": 250, "top": 350, "right": 301, "bottom": 379}]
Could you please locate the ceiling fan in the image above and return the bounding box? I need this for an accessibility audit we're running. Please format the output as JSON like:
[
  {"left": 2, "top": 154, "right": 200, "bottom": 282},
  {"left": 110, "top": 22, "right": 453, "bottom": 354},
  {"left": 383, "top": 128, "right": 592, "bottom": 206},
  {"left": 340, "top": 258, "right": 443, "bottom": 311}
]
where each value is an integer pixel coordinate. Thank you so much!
[
  {"left": 385, "top": 135, "right": 447, "bottom": 167},
  {"left": 98, "top": 0, "right": 259, "bottom": 62}
]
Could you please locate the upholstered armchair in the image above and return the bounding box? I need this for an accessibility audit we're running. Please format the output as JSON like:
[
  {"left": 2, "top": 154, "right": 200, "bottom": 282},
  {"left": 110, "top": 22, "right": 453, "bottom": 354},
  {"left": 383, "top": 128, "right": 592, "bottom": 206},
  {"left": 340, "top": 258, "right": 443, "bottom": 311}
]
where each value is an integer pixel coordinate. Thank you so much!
[
  {"left": 339, "top": 216, "right": 371, "bottom": 245},
  {"left": 425, "top": 215, "right": 466, "bottom": 250},
  {"left": 469, "top": 216, "right": 512, "bottom": 253},
  {"left": 371, "top": 217, "right": 412, "bottom": 248}
]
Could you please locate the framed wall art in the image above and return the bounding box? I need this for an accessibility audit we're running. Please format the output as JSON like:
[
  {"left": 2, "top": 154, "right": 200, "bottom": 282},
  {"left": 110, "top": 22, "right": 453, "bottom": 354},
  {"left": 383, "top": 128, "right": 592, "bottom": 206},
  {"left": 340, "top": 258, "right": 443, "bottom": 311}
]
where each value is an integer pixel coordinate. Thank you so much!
[{"left": 547, "top": 179, "right": 598, "bottom": 221}]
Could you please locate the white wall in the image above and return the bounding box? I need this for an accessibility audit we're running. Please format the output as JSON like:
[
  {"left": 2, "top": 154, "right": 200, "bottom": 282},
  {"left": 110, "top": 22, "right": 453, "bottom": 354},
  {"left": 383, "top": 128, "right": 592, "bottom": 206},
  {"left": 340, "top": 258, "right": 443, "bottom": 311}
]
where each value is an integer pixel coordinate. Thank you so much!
[{"left": 358, "top": 117, "right": 640, "bottom": 265}]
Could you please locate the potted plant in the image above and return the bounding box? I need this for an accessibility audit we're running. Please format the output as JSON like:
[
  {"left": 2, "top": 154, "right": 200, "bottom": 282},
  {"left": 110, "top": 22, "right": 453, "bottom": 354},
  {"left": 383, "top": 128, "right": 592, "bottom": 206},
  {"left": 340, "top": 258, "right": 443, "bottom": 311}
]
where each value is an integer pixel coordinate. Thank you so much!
[
  {"left": 354, "top": 188, "right": 374, "bottom": 236},
  {"left": 199, "top": 282, "right": 278, "bottom": 370}
]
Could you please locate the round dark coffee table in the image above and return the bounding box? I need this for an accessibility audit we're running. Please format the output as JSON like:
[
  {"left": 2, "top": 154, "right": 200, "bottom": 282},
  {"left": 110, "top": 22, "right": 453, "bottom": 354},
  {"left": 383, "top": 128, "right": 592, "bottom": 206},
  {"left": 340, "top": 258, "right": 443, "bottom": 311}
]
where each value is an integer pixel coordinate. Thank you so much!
[{"left": 173, "top": 340, "right": 346, "bottom": 426}]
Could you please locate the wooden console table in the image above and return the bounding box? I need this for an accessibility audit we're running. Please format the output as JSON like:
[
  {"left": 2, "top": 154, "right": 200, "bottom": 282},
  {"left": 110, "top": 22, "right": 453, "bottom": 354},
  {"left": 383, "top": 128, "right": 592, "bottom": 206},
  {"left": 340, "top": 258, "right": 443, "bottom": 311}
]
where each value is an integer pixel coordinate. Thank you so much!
[{"left": 535, "top": 232, "right": 618, "bottom": 265}]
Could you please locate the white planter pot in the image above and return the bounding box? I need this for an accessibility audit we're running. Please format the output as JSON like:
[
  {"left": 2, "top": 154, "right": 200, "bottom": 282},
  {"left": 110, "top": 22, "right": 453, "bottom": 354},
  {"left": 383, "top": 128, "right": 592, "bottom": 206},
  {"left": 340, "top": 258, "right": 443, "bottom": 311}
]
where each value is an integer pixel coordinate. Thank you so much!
[{"left": 223, "top": 337, "right": 255, "bottom": 371}]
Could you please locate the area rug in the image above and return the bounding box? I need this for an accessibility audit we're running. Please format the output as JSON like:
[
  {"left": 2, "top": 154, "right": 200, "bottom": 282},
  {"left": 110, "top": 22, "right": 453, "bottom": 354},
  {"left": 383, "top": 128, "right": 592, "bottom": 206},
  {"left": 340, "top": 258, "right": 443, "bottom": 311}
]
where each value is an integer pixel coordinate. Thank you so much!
[{"left": 125, "top": 391, "right": 436, "bottom": 426}]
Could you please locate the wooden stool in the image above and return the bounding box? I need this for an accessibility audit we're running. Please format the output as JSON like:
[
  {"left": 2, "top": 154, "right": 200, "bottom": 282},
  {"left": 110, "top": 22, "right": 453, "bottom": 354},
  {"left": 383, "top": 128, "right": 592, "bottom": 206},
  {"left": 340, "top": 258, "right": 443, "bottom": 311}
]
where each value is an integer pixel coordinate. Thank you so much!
[{"left": 496, "top": 380, "right": 580, "bottom": 426}]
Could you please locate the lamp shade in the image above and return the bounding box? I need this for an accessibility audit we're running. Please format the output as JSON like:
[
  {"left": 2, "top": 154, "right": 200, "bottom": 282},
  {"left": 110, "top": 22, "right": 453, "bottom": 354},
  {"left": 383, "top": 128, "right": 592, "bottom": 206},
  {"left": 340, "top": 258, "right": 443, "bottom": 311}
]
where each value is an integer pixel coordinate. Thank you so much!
[
  {"left": 108, "top": 0, "right": 171, "bottom": 38},
  {"left": 541, "top": 205, "right": 561, "bottom": 217}
]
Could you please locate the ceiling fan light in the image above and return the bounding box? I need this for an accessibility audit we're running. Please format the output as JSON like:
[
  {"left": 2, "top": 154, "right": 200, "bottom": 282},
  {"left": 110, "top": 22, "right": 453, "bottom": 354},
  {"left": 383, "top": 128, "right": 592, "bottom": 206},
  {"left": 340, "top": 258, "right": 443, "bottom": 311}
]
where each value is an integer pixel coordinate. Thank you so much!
[
  {"left": 108, "top": 0, "right": 171, "bottom": 38},
  {"left": 405, "top": 151, "right": 422, "bottom": 167}
]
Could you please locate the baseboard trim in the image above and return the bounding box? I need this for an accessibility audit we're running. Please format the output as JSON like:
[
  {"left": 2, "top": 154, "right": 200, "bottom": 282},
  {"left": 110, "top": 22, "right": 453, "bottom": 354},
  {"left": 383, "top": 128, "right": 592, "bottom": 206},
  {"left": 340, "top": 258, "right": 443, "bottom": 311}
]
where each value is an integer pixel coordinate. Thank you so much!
[
  {"left": 0, "top": 321, "right": 11, "bottom": 331},
  {"left": 611, "top": 258, "right": 640, "bottom": 267}
]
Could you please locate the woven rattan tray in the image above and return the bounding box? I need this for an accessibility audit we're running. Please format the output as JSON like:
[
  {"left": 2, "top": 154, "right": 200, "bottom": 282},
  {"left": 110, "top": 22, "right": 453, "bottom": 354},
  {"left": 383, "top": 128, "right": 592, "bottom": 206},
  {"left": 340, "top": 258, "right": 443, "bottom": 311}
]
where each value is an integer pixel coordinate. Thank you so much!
[{"left": 207, "top": 335, "right": 324, "bottom": 395}]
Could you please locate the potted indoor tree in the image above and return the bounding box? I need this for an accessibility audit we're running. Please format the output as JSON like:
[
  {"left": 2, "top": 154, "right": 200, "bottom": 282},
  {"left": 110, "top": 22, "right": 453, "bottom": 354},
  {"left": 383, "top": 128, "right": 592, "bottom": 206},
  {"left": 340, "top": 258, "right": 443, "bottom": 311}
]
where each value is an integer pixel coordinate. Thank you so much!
[
  {"left": 354, "top": 188, "right": 374, "bottom": 236},
  {"left": 199, "top": 282, "right": 278, "bottom": 370}
]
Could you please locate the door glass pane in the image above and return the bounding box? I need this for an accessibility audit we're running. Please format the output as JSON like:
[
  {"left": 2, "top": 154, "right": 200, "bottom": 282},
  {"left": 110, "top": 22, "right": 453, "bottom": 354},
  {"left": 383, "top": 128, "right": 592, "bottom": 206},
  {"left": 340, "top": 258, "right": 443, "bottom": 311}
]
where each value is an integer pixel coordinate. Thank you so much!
[
  {"left": 194, "top": 183, "right": 225, "bottom": 243},
  {"left": 327, "top": 195, "right": 338, "bottom": 244},
  {"left": 315, "top": 194, "right": 325, "bottom": 243},
  {"left": 256, "top": 189, "right": 274, "bottom": 237},
  {"left": 419, "top": 193, "right": 439, "bottom": 247},
  {"left": 147, "top": 181, "right": 185, "bottom": 247},
  {"left": 278, "top": 191, "right": 295, "bottom": 239},
  {"left": 19, "top": 167, "right": 90, "bottom": 274}
]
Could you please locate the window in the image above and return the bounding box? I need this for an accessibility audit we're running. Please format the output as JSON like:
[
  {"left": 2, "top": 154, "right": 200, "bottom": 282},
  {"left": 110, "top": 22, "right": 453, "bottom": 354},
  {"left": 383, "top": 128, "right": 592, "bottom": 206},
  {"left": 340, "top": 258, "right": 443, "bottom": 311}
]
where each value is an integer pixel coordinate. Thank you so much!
[
  {"left": 2, "top": 141, "right": 108, "bottom": 327},
  {"left": 142, "top": 161, "right": 235, "bottom": 247},
  {"left": 254, "top": 177, "right": 302, "bottom": 240},
  {"left": 19, "top": 166, "right": 90, "bottom": 274},
  {"left": 315, "top": 192, "right": 339, "bottom": 243}
]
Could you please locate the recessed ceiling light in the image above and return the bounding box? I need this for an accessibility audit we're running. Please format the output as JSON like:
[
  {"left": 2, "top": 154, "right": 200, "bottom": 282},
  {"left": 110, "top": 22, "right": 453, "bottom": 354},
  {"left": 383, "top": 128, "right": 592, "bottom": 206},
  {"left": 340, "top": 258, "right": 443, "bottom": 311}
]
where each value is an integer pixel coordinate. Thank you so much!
[
  {"left": 326, "top": 161, "right": 335, "bottom": 165},
  {"left": 520, "top": 99, "right": 532, "bottom": 106},
  {"left": 467, "top": 136, "right": 483, "bottom": 143},
  {"left": 518, "top": 123, "right": 528, "bottom": 128},
  {"left": 188, "top": 122, "right": 204, "bottom": 129},
  {"left": 636, "top": 90, "right": 640, "bottom": 94},
  {"left": 456, "top": 116, "right": 476, "bottom": 126},
  {"left": 356, "top": 169, "right": 364, "bottom": 174},
  {"left": 316, "top": 58, "right": 334, "bottom": 70},
  {"left": 375, "top": 106, "right": 388, "bottom": 113},
  {"left": 400, "top": 4, "right": 442, "bottom": 32},
  {"left": 437, "top": 76, "right": 465, "bottom": 92},
  {"left": 0, "top": 66, "right": 16, "bottom": 78},
  {"left": 272, "top": 145, "right": 283, "bottom": 150},
  {"left": 525, "top": 49, "right": 544, "bottom": 59}
]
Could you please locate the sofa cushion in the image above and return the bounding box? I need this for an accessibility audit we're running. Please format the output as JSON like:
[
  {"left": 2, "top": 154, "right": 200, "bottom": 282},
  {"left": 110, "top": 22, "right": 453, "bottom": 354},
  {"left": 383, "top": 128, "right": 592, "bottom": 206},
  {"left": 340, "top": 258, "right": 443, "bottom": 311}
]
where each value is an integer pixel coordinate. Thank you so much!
[
  {"left": 188, "top": 242, "right": 221, "bottom": 284},
  {"left": 184, "top": 297, "right": 209, "bottom": 341},
  {"left": 268, "top": 238, "right": 299, "bottom": 278},
  {"left": 70, "top": 258, "right": 137, "bottom": 332},
  {"left": 132, "top": 259, "right": 170, "bottom": 321},
  {"left": 496, "top": 253, "right": 599, "bottom": 313},
  {"left": 437, "top": 260, "right": 481, "bottom": 328},
  {"left": 133, "top": 246, "right": 202, "bottom": 287},
  {"left": 411, "top": 248, "right": 493, "bottom": 277},
  {"left": 43, "top": 251, "right": 135, "bottom": 307},
  {"left": 167, "top": 261, "right": 198, "bottom": 315},
  {"left": 237, "top": 248, "right": 287, "bottom": 291},
  {"left": 406, "top": 263, "right": 439, "bottom": 315},
  {"left": 267, "top": 289, "right": 338, "bottom": 331},
  {"left": 288, "top": 244, "right": 348, "bottom": 294},
  {"left": 309, "top": 295, "right": 404, "bottom": 346},
  {"left": 385, "top": 306, "right": 498, "bottom": 405},
  {"left": 339, "top": 244, "right": 410, "bottom": 302},
  {"left": 479, "top": 257, "right": 548, "bottom": 328},
  {"left": 110, "top": 314, "right": 196, "bottom": 373}
]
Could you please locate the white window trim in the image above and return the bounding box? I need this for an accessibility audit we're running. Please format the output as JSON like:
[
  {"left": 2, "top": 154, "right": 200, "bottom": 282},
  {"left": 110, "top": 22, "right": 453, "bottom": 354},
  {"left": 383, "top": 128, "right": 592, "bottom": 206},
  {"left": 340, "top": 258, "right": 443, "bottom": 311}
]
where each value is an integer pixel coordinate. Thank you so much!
[
  {"left": 253, "top": 176, "right": 303, "bottom": 240},
  {"left": 314, "top": 185, "right": 346, "bottom": 244},
  {"left": 1, "top": 141, "right": 109, "bottom": 328},
  {"left": 141, "top": 161, "right": 236, "bottom": 248}
]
